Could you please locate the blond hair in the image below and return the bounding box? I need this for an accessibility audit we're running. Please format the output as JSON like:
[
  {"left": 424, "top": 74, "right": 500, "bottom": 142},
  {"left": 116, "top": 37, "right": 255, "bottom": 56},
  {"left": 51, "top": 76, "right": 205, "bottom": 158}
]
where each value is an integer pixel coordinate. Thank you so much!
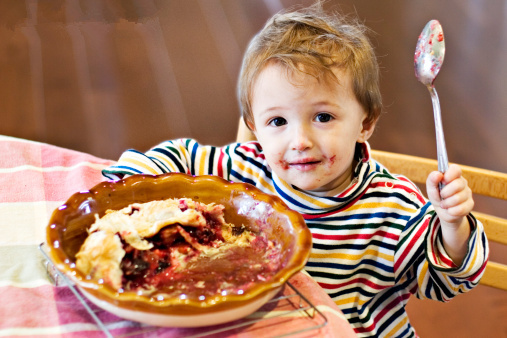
[{"left": 238, "top": 4, "right": 382, "bottom": 129}]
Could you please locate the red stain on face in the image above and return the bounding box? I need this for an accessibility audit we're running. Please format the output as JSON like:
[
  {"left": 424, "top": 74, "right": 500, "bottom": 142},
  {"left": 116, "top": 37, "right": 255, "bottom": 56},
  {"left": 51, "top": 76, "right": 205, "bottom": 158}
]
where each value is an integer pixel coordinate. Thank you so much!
[{"left": 277, "top": 159, "right": 289, "bottom": 170}]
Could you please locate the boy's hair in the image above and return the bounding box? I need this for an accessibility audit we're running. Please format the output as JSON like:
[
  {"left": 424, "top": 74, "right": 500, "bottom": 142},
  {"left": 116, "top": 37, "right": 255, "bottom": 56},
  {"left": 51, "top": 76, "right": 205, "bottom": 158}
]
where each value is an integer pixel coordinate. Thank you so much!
[{"left": 238, "top": 4, "right": 382, "bottom": 129}]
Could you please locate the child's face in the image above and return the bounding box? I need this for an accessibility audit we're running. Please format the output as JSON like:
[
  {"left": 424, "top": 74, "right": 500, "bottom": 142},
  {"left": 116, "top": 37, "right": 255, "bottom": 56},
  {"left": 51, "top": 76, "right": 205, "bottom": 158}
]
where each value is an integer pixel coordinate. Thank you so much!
[{"left": 249, "top": 62, "right": 375, "bottom": 193}]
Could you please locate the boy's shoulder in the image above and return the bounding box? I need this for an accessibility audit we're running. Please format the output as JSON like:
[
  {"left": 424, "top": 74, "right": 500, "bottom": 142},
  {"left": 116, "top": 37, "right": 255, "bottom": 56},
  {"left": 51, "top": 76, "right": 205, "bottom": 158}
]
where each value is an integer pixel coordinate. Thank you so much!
[{"left": 366, "top": 157, "right": 426, "bottom": 201}]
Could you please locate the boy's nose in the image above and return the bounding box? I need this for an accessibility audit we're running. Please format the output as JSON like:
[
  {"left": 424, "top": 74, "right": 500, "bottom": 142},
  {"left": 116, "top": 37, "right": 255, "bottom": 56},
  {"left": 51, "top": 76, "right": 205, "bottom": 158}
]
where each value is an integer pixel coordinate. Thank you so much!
[{"left": 290, "top": 127, "right": 313, "bottom": 152}]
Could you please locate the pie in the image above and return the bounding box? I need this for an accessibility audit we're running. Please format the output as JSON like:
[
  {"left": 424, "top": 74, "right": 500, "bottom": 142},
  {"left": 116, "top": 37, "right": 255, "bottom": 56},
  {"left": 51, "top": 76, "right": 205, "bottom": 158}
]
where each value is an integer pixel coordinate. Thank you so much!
[{"left": 75, "top": 198, "right": 283, "bottom": 298}]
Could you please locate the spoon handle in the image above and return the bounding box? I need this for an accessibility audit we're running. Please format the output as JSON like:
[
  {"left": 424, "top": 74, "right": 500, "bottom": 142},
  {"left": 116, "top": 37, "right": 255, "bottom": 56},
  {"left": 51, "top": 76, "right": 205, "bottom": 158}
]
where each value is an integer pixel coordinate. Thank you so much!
[{"left": 428, "top": 85, "right": 448, "bottom": 190}]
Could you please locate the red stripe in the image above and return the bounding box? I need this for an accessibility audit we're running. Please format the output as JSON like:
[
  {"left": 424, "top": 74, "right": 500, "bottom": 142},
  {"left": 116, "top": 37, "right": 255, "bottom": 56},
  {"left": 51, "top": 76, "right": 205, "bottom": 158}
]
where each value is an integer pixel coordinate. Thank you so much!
[
  {"left": 319, "top": 277, "right": 389, "bottom": 291},
  {"left": 429, "top": 219, "right": 456, "bottom": 268},
  {"left": 217, "top": 149, "right": 224, "bottom": 178},
  {"left": 337, "top": 179, "right": 359, "bottom": 196},
  {"left": 431, "top": 219, "right": 439, "bottom": 264},
  {"left": 370, "top": 181, "right": 426, "bottom": 204},
  {"left": 312, "top": 230, "right": 398, "bottom": 241},
  {"left": 394, "top": 218, "right": 429, "bottom": 272},
  {"left": 239, "top": 143, "right": 265, "bottom": 160}
]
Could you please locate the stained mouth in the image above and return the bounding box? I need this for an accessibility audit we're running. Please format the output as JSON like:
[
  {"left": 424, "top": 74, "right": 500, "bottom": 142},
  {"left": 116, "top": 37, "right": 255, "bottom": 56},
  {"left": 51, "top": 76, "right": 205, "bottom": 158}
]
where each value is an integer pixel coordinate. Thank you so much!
[
  {"left": 288, "top": 160, "right": 321, "bottom": 170},
  {"left": 290, "top": 161, "right": 319, "bottom": 165}
]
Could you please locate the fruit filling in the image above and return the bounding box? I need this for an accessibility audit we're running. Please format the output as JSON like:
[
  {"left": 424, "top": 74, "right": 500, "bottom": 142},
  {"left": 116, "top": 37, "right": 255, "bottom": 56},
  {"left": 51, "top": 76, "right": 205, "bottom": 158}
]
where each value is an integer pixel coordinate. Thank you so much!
[{"left": 75, "top": 198, "right": 283, "bottom": 298}]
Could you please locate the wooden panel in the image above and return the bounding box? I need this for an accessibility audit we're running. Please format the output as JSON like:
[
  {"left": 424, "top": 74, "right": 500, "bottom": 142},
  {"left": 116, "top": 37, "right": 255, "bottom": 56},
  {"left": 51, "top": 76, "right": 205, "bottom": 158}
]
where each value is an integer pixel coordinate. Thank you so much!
[
  {"left": 371, "top": 150, "right": 437, "bottom": 185},
  {"left": 481, "top": 262, "right": 507, "bottom": 291},
  {"left": 474, "top": 212, "right": 507, "bottom": 245}
]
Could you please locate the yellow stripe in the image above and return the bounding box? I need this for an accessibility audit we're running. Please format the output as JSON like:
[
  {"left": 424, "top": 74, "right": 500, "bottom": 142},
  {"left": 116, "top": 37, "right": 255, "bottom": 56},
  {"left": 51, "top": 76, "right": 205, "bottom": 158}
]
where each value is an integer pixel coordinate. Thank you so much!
[
  {"left": 418, "top": 261, "right": 429, "bottom": 291},
  {"left": 443, "top": 273, "right": 467, "bottom": 294},
  {"left": 345, "top": 202, "right": 416, "bottom": 213},
  {"left": 235, "top": 161, "right": 257, "bottom": 178},
  {"left": 198, "top": 147, "right": 208, "bottom": 175},
  {"left": 334, "top": 296, "right": 367, "bottom": 307},
  {"left": 277, "top": 179, "right": 331, "bottom": 208},
  {"left": 258, "top": 178, "right": 276, "bottom": 194},
  {"left": 235, "top": 161, "right": 276, "bottom": 194},
  {"left": 177, "top": 143, "right": 189, "bottom": 160},
  {"left": 310, "top": 249, "right": 393, "bottom": 262},
  {"left": 126, "top": 158, "right": 159, "bottom": 174},
  {"left": 384, "top": 316, "right": 408, "bottom": 337},
  {"left": 150, "top": 153, "right": 179, "bottom": 172},
  {"left": 466, "top": 242, "right": 479, "bottom": 275}
]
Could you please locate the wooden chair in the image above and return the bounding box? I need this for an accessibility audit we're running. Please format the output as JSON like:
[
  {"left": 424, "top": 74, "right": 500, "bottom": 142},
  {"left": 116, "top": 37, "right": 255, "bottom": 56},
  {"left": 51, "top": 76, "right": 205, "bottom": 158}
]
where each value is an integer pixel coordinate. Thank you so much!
[{"left": 236, "top": 118, "right": 507, "bottom": 290}]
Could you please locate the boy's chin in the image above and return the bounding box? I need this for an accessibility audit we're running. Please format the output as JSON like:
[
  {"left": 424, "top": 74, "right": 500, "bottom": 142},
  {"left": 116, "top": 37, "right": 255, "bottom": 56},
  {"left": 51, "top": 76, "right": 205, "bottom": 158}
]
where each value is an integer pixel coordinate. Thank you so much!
[{"left": 290, "top": 180, "right": 328, "bottom": 193}]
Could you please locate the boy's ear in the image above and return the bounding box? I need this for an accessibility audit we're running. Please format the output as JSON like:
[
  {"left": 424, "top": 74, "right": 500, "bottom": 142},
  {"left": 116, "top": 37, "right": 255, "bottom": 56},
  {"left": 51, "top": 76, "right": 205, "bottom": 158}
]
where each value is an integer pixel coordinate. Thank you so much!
[
  {"left": 357, "top": 117, "right": 377, "bottom": 143},
  {"left": 246, "top": 120, "right": 256, "bottom": 132}
]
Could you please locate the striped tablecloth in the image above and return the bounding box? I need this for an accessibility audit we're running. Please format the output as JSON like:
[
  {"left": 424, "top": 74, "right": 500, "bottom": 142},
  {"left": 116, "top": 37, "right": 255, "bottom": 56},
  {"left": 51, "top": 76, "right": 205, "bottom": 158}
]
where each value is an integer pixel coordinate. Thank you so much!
[{"left": 0, "top": 135, "right": 356, "bottom": 337}]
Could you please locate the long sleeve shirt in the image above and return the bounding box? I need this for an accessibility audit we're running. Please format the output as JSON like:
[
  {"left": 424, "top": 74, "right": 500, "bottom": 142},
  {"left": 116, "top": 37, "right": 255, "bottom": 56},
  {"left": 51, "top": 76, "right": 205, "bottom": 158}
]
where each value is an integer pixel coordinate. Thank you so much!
[{"left": 103, "top": 139, "right": 489, "bottom": 337}]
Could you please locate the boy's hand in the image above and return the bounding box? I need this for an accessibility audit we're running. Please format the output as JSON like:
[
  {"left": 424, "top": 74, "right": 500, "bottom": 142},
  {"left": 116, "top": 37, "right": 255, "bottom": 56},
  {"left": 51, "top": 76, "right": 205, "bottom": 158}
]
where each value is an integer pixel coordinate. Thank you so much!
[
  {"left": 426, "top": 164, "right": 474, "bottom": 228},
  {"left": 426, "top": 164, "right": 474, "bottom": 264}
]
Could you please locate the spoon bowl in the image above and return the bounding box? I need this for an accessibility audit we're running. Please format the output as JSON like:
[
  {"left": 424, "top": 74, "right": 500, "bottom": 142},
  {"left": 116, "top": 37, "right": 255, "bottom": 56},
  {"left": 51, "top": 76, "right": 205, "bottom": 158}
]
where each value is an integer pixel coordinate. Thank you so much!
[
  {"left": 414, "top": 20, "right": 448, "bottom": 185},
  {"left": 415, "top": 20, "right": 446, "bottom": 86}
]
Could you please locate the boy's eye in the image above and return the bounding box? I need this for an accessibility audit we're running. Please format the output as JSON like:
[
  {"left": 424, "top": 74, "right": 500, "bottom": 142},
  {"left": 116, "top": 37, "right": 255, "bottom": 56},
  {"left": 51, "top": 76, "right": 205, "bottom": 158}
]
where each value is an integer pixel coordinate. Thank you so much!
[
  {"left": 268, "top": 117, "right": 287, "bottom": 127},
  {"left": 315, "top": 113, "right": 333, "bottom": 123}
]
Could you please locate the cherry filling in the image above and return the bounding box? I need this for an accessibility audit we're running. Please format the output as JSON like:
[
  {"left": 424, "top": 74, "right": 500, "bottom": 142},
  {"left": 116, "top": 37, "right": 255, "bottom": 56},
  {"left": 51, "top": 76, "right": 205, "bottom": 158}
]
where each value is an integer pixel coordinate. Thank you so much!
[
  {"left": 119, "top": 222, "right": 281, "bottom": 297},
  {"left": 120, "top": 213, "right": 223, "bottom": 289}
]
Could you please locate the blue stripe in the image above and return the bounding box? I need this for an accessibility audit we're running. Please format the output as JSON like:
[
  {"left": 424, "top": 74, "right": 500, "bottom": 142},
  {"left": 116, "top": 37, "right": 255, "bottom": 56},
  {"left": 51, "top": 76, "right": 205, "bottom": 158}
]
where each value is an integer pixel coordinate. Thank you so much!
[
  {"left": 189, "top": 140, "right": 198, "bottom": 176},
  {"left": 273, "top": 182, "right": 321, "bottom": 211},
  {"left": 232, "top": 145, "right": 273, "bottom": 182},
  {"left": 395, "top": 246, "right": 424, "bottom": 284},
  {"left": 377, "top": 306, "right": 407, "bottom": 334},
  {"left": 149, "top": 157, "right": 170, "bottom": 172},
  {"left": 108, "top": 165, "right": 143, "bottom": 174},
  {"left": 208, "top": 147, "right": 216, "bottom": 175},
  {"left": 327, "top": 285, "right": 380, "bottom": 300},
  {"left": 230, "top": 169, "right": 256, "bottom": 186},
  {"left": 234, "top": 146, "right": 265, "bottom": 171},
  {"left": 152, "top": 148, "right": 186, "bottom": 173},
  {"left": 306, "top": 258, "right": 392, "bottom": 273},
  {"left": 147, "top": 156, "right": 167, "bottom": 173},
  {"left": 307, "top": 211, "right": 411, "bottom": 222}
]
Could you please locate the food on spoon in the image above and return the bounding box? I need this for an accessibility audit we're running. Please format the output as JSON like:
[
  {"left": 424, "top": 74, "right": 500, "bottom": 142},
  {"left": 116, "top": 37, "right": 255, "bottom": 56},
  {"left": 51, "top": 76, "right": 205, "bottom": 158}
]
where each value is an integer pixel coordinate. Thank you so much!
[{"left": 75, "top": 198, "right": 283, "bottom": 298}]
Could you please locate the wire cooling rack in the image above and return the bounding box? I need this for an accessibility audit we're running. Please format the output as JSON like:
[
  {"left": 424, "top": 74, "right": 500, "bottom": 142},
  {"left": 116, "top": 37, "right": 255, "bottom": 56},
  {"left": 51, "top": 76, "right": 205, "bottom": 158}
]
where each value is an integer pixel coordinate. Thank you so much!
[{"left": 39, "top": 243, "right": 327, "bottom": 338}]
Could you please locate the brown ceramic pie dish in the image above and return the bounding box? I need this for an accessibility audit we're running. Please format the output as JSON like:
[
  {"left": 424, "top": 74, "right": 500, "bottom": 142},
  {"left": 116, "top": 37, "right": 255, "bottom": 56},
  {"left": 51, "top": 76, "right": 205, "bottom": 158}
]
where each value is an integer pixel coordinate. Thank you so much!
[{"left": 46, "top": 173, "right": 311, "bottom": 327}]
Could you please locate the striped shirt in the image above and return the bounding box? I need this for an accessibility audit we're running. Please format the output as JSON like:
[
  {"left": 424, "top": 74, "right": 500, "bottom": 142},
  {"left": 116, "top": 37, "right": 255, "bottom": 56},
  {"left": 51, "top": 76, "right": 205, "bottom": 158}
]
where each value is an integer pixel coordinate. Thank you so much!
[{"left": 103, "top": 139, "right": 489, "bottom": 337}]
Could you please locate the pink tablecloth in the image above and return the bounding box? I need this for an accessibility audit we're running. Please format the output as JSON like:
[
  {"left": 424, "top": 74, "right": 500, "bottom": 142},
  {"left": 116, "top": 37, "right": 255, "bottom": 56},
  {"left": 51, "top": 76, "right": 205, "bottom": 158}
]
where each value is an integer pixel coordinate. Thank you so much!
[{"left": 0, "top": 135, "right": 356, "bottom": 337}]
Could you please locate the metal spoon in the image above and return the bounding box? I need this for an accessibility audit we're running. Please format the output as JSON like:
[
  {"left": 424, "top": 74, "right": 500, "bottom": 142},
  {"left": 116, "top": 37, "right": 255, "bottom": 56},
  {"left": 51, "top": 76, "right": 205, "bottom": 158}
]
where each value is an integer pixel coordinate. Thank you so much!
[{"left": 414, "top": 20, "right": 448, "bottom": 188}]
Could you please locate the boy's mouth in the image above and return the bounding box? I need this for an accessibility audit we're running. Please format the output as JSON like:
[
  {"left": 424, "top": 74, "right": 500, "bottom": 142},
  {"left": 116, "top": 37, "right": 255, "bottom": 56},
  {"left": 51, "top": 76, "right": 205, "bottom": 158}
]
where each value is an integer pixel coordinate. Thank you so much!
[{"left": 287, "top": 158, "right": 321, "bottom": 171}]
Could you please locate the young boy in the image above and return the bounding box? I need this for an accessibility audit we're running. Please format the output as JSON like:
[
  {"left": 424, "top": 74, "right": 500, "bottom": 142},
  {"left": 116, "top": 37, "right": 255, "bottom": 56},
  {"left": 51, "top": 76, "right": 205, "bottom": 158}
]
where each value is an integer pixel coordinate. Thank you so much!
[{"left": 103, "top": 5, "right": 488, "bottom": 337}]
